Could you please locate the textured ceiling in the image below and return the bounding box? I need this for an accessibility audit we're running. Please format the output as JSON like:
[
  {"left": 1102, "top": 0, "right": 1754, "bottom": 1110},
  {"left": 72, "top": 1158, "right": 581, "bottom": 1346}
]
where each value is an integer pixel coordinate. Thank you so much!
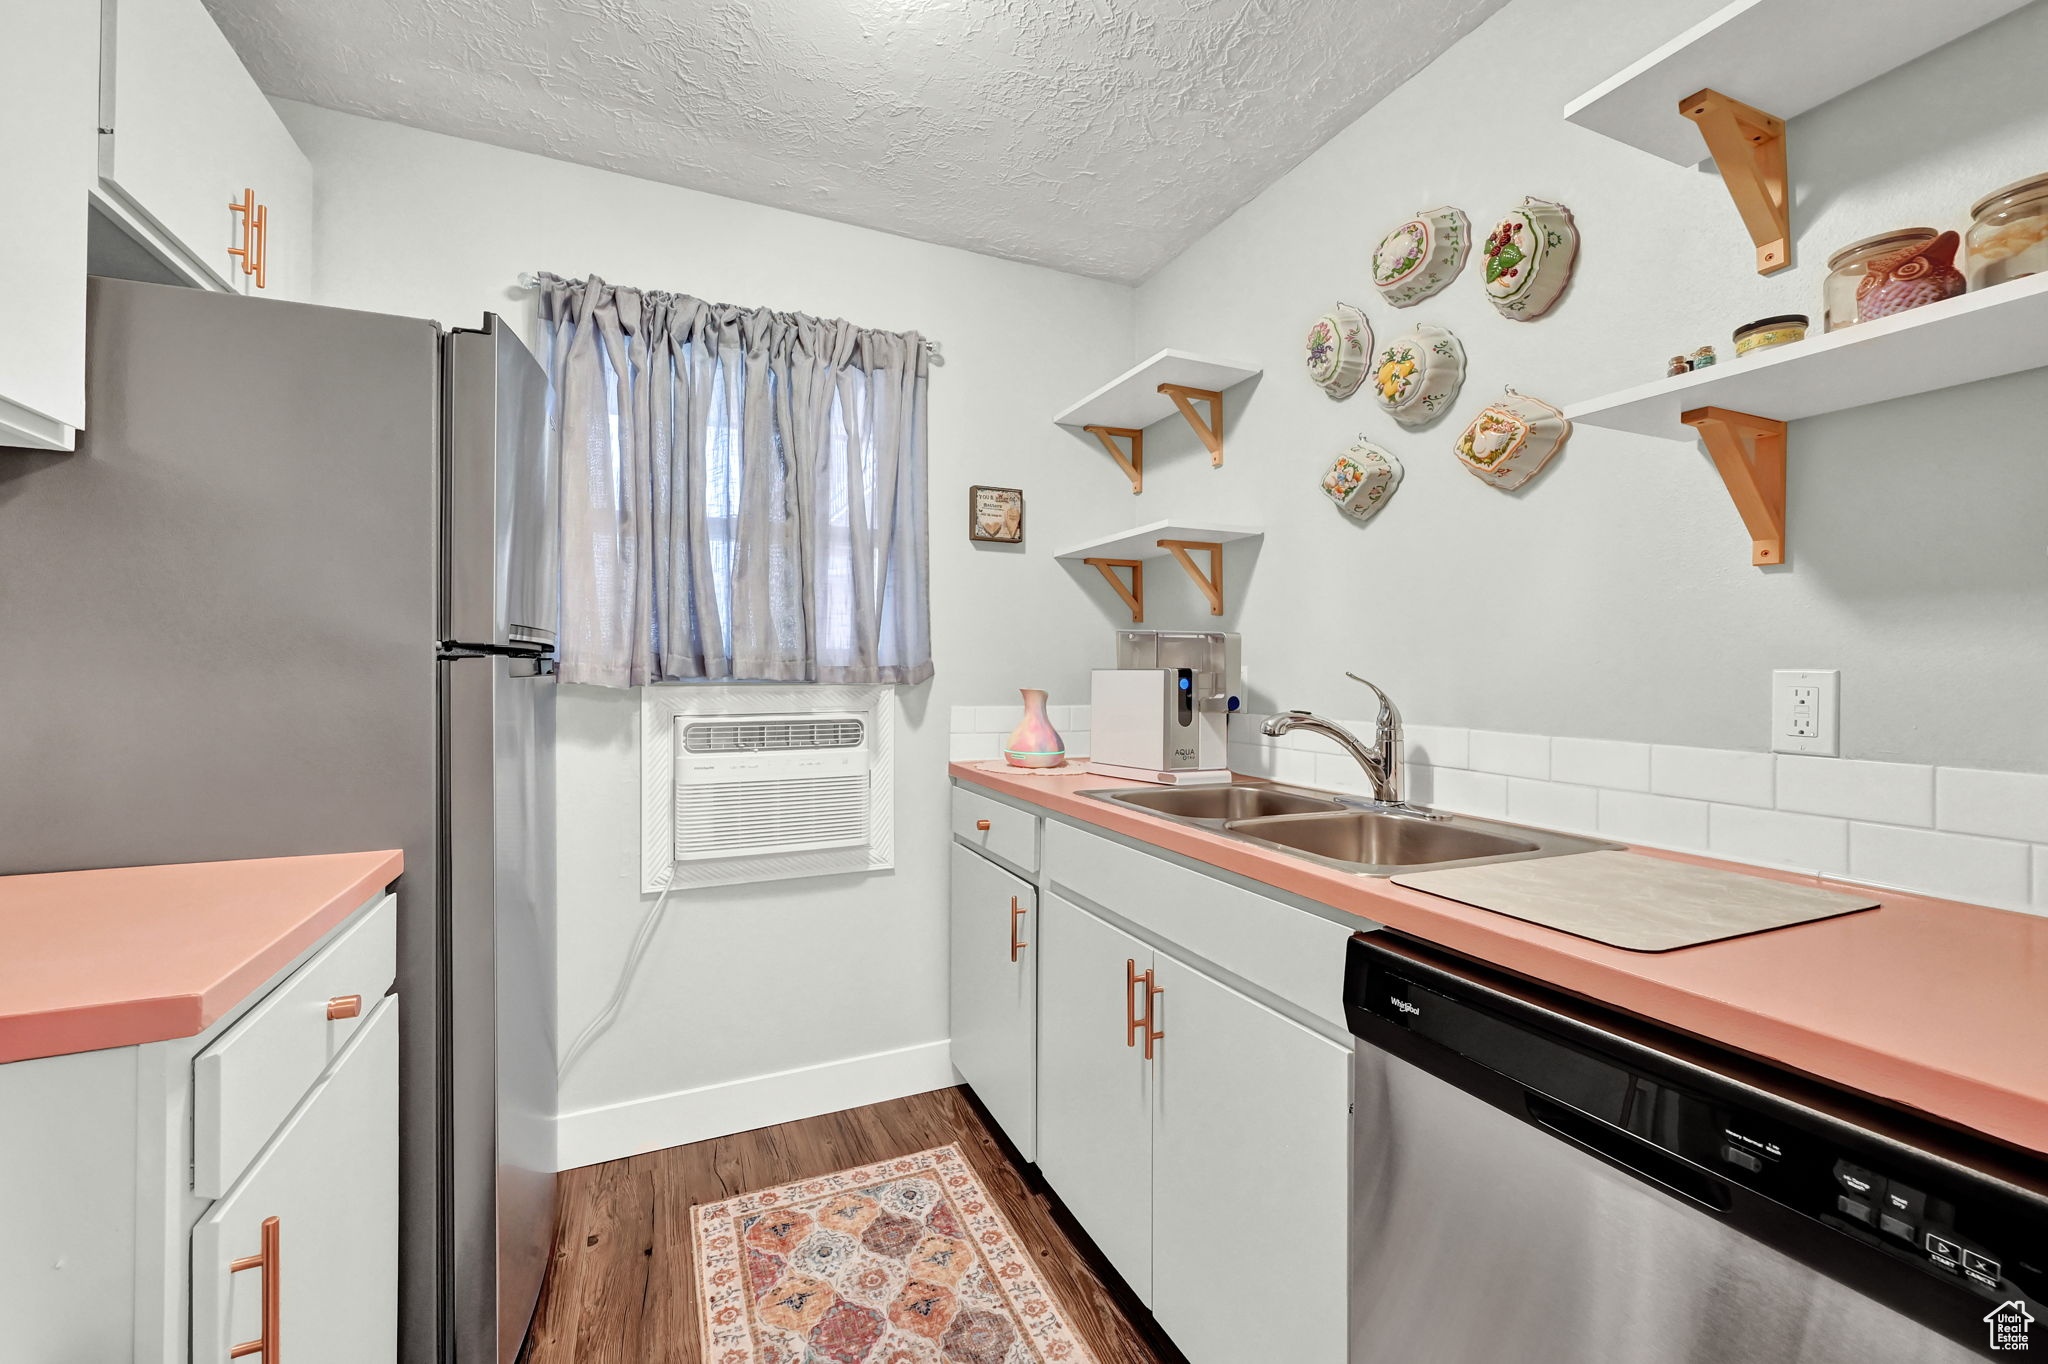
[{"left": 206, "top": 0, "right": 1508, "bottom": 283}]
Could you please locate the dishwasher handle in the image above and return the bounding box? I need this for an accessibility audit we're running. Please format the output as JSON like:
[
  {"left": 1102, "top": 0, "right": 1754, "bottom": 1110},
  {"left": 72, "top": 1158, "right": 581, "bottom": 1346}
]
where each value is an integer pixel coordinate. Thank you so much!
[{"left": 1527, "top": 1094, "right": 1732, "bottom": 1213}]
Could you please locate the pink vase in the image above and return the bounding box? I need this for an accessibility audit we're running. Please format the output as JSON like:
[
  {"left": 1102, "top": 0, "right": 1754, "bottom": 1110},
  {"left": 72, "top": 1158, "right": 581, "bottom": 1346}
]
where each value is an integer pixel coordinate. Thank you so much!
[{"left": 1003, "top": 689, "right": 1066, "bottom": 768}]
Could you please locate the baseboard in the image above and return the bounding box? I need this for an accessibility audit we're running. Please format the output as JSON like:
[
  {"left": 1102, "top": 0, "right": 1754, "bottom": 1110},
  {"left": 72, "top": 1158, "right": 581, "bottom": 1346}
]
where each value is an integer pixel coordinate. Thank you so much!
[{"left": 554, "top": 1039, "right": 956, "bottom": 1171}]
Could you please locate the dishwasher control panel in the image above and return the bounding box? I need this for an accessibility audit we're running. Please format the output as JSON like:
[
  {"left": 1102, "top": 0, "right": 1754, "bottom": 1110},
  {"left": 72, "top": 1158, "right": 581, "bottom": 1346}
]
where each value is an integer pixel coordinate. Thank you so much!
[{"left": 1347, "top": 931, "right": 2048, "bottom": 1355}]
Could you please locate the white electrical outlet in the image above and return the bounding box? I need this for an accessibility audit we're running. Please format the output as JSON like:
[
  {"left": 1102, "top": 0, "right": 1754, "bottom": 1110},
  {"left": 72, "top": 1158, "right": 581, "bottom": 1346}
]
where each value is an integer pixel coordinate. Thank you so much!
[{"left": 1771, "top": 669, "right": 1839, "bottom": 756}]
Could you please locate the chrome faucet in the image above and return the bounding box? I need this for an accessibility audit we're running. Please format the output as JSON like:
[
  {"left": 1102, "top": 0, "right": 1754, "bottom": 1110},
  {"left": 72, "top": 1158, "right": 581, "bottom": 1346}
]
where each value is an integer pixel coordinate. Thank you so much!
[{"left": 1262, "top": 673, "right": 1440, "bottom": 817}]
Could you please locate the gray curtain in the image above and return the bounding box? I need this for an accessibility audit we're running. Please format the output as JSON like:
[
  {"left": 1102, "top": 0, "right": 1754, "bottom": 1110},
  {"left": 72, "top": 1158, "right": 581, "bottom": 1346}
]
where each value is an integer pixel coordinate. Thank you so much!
[{"left": 537, "top": 273, "right": 933, "bottom": 688}]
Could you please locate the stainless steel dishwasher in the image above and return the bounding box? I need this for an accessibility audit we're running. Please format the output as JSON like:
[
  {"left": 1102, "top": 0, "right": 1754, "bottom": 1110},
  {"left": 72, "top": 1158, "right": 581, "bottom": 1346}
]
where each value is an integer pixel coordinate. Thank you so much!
[{"left": 1344, "top": 934, "right": 2047, "bottom": 1363}]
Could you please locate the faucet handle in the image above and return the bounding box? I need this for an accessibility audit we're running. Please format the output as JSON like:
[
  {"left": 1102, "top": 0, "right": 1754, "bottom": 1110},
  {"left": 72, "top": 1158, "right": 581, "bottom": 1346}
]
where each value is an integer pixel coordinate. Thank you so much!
[{"left": 1344, "top": 672, "right": 1396, "bottom": 719}]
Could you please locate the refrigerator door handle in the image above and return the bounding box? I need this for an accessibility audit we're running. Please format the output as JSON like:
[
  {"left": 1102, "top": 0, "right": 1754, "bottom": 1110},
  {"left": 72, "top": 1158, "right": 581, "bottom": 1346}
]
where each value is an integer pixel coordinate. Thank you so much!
[{"left": 436, "top": 640, "right": 554, "bottom": 662}]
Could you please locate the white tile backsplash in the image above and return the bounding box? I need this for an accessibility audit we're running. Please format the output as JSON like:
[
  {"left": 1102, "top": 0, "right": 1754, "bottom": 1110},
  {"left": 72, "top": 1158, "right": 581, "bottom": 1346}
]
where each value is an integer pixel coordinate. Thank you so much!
[
  {"left": 950, "top": 705, "right": 2048, "bottom": 910},
  {"left": 1652, "top": 745, "right": 1774, "bottom": 808},
  {"left": 1597, "top": 790, "right": 1709, "bottom": 852},
  {"left": 1550, "top": 737, "right": 1650, "bottom": 792},
  {"left": 1776, "top": 755, "right": 1934, "bottom": 827},
  {"left": 1467, "top": 730, "right": 1549, "bottom": 780},
  {"left": 1847, "top": 823, "right": 2032, "bottom": 910},
  {"left": 1403, "top": 724, "right": 1469, "bottom": 770},
  {"left": 1935, "top": 767, "right": 2048, "bottom": 844},
  {"left": 1707, "top": 804, "right": 1849, "bottom": 876},
  {"left": 1506, "top": 778, "right": 1599, "bottom": 833}
]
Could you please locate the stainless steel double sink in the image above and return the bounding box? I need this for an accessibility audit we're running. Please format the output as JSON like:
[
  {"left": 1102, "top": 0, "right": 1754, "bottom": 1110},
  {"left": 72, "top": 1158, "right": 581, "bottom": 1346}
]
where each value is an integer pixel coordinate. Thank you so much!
[{"left": 1083, "top": 782, "right": 1616, "bottom": 877}]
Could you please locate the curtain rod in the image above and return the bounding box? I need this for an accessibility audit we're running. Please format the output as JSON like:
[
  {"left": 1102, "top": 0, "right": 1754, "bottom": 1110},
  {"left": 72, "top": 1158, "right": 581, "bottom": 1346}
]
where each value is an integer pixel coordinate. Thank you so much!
[{"left": 514, "top": 272, "right": 943, "bottom": 362}]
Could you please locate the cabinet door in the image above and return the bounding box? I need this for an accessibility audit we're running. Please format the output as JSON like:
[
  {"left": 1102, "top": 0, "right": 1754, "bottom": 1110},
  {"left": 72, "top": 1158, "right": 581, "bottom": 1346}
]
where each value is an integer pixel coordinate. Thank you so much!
[
  {"left": 1151, "top": 959, "right": 1351, "bottom": 1364},
  {"left": 0, "top": 0, "right": 98, "bottom": 448},
  {"left": 191, "top": 994, "right": 399, "bottom": 1363},
  {"left": 100, "top": 0, "right": 313, "bottom": 297},
  {"left": 949, "top": 845, "right": 1038, "bottom": 1160},
  {"left": 1035, "top": 893, "right": 1154, "bottom": 1302}
]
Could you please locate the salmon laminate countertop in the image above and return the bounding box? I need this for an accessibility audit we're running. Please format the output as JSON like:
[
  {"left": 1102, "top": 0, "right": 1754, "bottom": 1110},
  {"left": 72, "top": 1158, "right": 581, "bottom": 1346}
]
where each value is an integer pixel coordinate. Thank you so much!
[
  {"left": 954, "top": 763, "right": 2048, "bottom": 1157},
  {"left": 0, "top": 850, "right": 404, "bottom": 1063}
]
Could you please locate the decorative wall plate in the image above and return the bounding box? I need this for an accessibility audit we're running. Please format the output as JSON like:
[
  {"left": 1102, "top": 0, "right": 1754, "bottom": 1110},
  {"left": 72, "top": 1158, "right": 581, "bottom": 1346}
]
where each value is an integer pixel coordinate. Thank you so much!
[
  {"left": 1371, "top": 324, "right": 1466, "bottom": 427},
  {"left": 1304, "top": 302, "right": 1373, "bottom": 399},
  {"left": 1321, "top": 440, "right": 1403, "bottom": 521},
  {"left": 1372, "top": 206, "right": 1470, "bottom": 308},
  {"left": 1483, "top": 198, "right": 1579, "bottom": 321},
  {"left": 1453, "top": 387, "right": 1571, "bottom": 490}
]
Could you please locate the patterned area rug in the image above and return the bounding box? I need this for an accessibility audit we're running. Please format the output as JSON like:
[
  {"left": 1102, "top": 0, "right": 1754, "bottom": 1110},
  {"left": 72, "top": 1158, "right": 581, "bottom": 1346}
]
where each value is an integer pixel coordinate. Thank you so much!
[{"left": 694, "top": 1144, "right": 1101, "bottom": 1364}]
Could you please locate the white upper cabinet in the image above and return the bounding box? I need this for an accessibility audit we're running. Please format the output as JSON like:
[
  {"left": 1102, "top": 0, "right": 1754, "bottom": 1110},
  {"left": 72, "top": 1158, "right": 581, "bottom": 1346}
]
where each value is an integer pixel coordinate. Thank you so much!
[
  {"left": 98, "top": 0, "right": 311, "bottom": 301},
  {"left": 0, "top": 0, "right": 100, "bottom": 449}
]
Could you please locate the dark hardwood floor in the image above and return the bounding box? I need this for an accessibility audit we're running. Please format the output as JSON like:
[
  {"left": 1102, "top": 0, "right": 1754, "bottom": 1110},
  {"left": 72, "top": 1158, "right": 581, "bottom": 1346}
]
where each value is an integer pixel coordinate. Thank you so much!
[{"left": 519, "top": 1086, "right": 1182, "bottom": 1364}]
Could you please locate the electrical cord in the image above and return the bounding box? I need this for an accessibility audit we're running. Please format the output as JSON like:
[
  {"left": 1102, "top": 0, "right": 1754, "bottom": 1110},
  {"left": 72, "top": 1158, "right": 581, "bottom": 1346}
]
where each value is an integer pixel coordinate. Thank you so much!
[{"left": 557, "top": 872, "right": 679, "bottom": 1078}]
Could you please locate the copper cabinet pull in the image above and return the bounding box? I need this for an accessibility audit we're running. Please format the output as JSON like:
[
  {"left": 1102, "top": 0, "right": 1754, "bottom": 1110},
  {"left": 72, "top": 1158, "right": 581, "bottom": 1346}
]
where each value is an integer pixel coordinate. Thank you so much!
[
  {"left": 228, "top": 189, "right": 257, "bottom": 279},
  {"left": 252, "top": 202, "right": 268, "bottom": 289},
  {"left": 1126, "top": 959, "right": 1144, "bottom": 1048},
  {"left": 975, "top": 819, "right": 991, "bottom": 831},
  {"left": 326, "top": 994, "right": 362, "bottom": 1021},
  {"left": 228, "top": 1215, "right": 280, "bottom": 1360},
  {"left": 1143, "top": 976, "right": 1165, "bottom": 1061},
  {"left": 1008, "top": 898, "right": 1028, "bottom": 962}
]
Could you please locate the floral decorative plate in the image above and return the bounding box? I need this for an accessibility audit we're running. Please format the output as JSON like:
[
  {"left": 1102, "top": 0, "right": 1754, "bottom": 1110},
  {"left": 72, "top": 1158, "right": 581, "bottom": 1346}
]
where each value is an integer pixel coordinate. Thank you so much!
[
  {"left": 1321, "top": 440, "right": 1403, "bottom": 521},
  {"left": 1453, "top": 387, "right": 1571, "bottom": 490},
  {"left": 1372, "top": 206, "right": 1469, "bottom": 308},
  {"left": 1371, "top": 324, "right": 1466, "bottom": 427},
  {"left": 1304, "top": 301, "right": 1372, "bottom": 399},
  {"left": 1482, "top": 198, "right": 1579, "bottom": 321}
]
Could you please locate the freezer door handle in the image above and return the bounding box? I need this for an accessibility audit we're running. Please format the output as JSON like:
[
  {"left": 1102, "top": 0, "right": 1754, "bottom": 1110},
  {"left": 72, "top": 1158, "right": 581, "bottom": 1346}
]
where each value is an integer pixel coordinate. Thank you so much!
[{"left": 1527, "top": 1094, "right": 1731, "bottom": 1212}]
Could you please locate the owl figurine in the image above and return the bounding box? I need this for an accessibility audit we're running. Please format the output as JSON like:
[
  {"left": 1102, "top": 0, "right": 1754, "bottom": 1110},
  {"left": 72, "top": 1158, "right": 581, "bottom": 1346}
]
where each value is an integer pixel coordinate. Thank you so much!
[{"left": 1856, "top": 230, "right": 1965, "bottom": 322}]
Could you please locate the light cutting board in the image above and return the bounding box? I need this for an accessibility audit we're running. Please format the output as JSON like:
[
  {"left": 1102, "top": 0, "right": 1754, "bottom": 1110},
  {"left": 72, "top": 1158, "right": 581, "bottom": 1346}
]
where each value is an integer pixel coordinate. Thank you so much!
[{"left": 1391, "top": 852, "right": 1879, "bottom": 952}]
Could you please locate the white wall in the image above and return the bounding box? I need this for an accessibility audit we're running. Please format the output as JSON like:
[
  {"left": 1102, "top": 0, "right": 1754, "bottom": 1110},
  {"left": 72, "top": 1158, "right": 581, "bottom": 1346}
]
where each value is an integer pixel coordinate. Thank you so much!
[
  {"left": 1126, "top": 0, "right": 2048, "bottom": 773},
  {"left": 278, "top": 102, "right": 1133, "bottom": 1166}
]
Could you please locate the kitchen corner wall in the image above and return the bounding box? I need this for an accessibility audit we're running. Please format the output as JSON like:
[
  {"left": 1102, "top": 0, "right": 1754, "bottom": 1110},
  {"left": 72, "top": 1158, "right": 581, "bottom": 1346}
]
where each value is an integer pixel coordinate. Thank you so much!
[
  {"left": 1123, "top": 0, "right": 2048, "bottom": 775},
  {"left": 277, "top": 102, "right": 1133, "bottom": 1167}
]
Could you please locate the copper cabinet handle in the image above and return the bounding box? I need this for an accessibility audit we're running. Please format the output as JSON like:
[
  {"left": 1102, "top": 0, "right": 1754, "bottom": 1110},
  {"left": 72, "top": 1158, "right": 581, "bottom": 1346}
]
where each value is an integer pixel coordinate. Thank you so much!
[
  {"left": 1126, "top": 959, "right": 1143, "bottom": 1048},
  {"left": 252, "top": 202, "right": 268, "bottom": 289},
  {"left": 975, "top": 819, "right": 991, "bottom": 831},
  {"left": 228, "top": 188, "right": 257, "bottom": 279},
  {"left": 326, "top": 994, "right": 362, "bottom": 1021},
  {"left": 1143, "top": 977, "right": 1165, "bottom": 1061},
  {"left": 1008, "top": 897, "right": 1028, "bottom": 962},
  {"left": 228, "top": 1215, "right": 280, "bottom": 1360}
]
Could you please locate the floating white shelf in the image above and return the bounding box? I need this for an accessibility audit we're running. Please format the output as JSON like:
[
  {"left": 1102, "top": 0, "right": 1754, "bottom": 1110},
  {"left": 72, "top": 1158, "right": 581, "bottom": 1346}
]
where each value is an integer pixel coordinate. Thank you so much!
[
  {"left": 1054, "top": 349, "right": 1261, "bottom": 493},
  {"left": 1566, "top": 272, "right": 2048, "bottom": 437},
  {"left": 1567, "top": 273, "right": 2048, "bottom": 568},
  {"left": 1564, "top": 0, "right": 2029, "bottom": 166},
  {"left": 1053, "top": 520, "right": 1264, "bottom": 562},
  {"left": 1055, "top": 520, "right": 1263, "bottom": 623},
  {"left": 1053, "top": 350, "right": 1260, "bottom": 430}
]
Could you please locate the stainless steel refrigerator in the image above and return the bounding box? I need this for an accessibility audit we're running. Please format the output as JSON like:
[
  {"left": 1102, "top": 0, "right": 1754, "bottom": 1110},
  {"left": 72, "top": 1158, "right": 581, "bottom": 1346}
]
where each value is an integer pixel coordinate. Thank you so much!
[{"left": 0, "top": 277, "right": 558, "bottom": 1363}]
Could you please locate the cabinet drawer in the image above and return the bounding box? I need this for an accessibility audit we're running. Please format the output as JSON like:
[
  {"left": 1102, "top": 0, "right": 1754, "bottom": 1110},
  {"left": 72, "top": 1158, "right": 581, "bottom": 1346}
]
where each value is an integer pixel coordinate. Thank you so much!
[
  {"left": 193, "top": 892, "right": 397, "bottom": 1197},
  {"left": 951, "top": 785, "right": 1040, "bottom": 873}
]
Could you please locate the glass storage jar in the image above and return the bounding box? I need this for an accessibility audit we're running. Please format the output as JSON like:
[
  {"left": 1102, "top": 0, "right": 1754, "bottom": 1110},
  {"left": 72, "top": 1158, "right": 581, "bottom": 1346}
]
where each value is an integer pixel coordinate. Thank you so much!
[
  {"left": 1967, "top": 173, "right": 2048, "bottom": 290},
  {"left": 1823, "top": 228, "right": 1936, "bottom": 332}
]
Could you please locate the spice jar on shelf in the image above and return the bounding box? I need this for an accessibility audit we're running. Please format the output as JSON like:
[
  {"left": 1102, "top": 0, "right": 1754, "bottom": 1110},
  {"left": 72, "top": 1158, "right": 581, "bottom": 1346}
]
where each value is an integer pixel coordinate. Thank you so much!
[
  {"left": 1967, "top": 173, "right": 2048, "bottom": 290},
  {"left": 1823, "top": 228, "right": 1937, "bottom": 332}
]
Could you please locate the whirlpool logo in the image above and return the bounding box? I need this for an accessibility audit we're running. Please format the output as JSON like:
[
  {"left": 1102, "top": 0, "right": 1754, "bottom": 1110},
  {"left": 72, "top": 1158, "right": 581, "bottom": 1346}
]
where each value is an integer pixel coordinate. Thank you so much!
[
  {"left": 1389, "top": 998, "right": 1421, "bottom": 1016},
  {"left": 1986, "top": 1300, "right": 2035, "bottom": 1351}
]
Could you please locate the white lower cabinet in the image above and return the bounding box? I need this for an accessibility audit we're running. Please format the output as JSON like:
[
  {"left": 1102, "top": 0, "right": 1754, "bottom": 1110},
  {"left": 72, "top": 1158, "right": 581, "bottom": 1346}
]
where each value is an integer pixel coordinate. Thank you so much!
[
  {"left": 948, "top": 843, "right": 1039, "bottom": 1160},
  {"left": 192, "top": 994, "right": 399, "bottom": 1363},
  {"left": 1150, "top": 955, "right": 1351, "bottom": 1364},
  {"left": 1035, "top": 893, "right": 1157, "bottom": 1302}
]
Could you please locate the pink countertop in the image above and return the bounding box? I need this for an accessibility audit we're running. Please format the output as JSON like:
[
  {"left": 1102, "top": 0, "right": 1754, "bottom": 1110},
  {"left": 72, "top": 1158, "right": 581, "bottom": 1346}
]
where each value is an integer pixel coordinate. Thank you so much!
[
  {"left": 0, "top": 850, "right": 404, "bottom": 1063},
  {"left": 955, "top": 763, "right": 2048, "bottom": 1157}
]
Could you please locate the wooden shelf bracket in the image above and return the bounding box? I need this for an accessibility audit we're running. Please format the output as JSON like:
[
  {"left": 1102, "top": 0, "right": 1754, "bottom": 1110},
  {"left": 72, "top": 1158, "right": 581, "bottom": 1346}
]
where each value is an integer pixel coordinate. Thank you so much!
[
  {"left": 1083, "top": 425, "right": 1144, "bottom": 494},
  {"left": 1156, "top": 383, "right": 1225, "bottom": 467},
  {"left": 1680, "top": 87, "right": 1789, "bottom": 275},
  {"left": 1084, "top": 557, "right": 1145, "bottom": 622},
  {"left": 1157, "top": 538, "right": 1225, "bottom": 615},
  {"left": 1681, "top": 406, "right": 1787, "bottom": 566}
]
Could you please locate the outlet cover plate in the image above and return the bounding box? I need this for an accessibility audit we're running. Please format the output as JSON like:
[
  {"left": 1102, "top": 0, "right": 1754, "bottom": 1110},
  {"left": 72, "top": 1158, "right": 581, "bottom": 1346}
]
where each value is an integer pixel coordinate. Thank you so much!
[{"left": 1771, "top": 669, "right": 1839, "bottom": 756}]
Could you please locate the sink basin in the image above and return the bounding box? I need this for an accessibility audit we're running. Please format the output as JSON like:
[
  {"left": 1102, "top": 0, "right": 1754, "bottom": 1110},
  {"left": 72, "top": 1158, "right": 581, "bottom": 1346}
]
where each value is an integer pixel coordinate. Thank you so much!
[
  {"left": 1227, "top": 811, "right": 1538, "bottom": 869},
  {"left": 1080, "top": 780, "right": 1617, "bottom": 876},
  {"left": 1103, "top": 785, "right": 1347, "bottom": 821}
]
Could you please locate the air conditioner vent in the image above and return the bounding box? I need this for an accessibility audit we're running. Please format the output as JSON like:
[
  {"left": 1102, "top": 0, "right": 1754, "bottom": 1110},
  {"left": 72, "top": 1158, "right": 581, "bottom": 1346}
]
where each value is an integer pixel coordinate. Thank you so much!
[{"left": 682, "top": 718, "right": 865, "bottom": 754}]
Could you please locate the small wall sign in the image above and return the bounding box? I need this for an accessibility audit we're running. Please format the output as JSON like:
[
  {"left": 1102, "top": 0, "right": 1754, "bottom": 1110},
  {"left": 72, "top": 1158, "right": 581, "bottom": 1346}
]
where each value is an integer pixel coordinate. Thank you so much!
[{"left": 968, "top": 485, "right": 1024, "bottom": 543}]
